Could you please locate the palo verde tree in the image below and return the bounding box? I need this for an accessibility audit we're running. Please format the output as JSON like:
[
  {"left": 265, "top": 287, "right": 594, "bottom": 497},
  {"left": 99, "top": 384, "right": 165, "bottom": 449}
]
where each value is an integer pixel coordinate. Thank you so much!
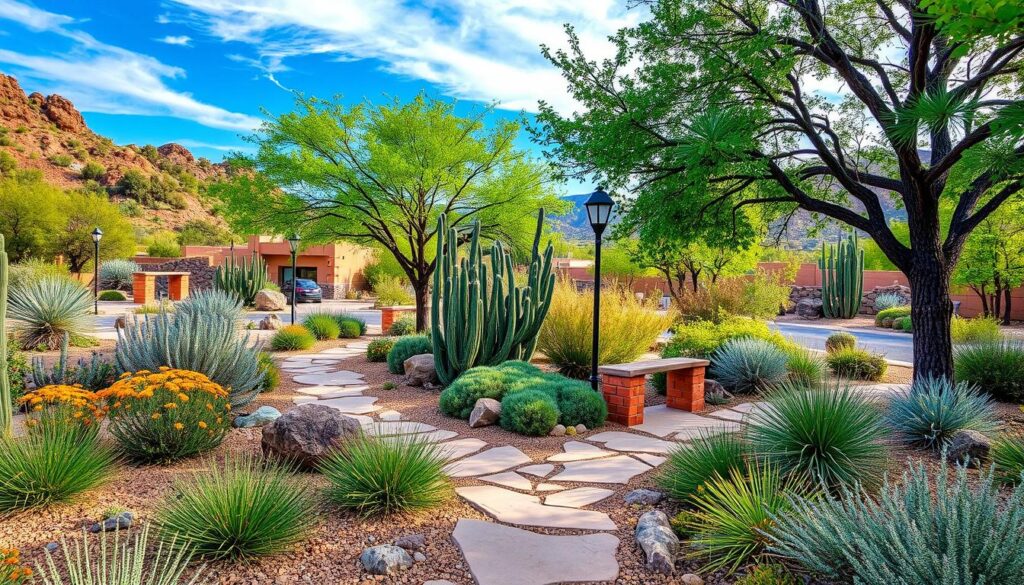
[
  {"left": 214, "top": 94, "right": 563, "bottom": 330},
  {"left": 535, "top": 0, "right": 1024, "bottom": 380}
]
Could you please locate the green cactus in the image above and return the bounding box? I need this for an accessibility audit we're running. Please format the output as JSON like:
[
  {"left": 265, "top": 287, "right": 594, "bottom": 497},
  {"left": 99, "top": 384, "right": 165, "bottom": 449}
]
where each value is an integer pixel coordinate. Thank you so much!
[
  {"left": 431, "top": 210, "right": 555, "bottom": 386},
  {"left": 819, "top": 233, "right": 864, "bottom": 319},
  {"left": 214, "top": 252, "right": 268, "bottom": 307},
  {"left": 0, "top": 234, "right": 10, "bottom": 435}
]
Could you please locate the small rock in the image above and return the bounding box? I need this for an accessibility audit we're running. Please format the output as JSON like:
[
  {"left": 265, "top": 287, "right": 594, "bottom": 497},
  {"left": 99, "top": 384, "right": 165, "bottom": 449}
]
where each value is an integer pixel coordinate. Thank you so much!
[
  {"left": 680, "top": 574, "right": 704, "bottom": 585},
  {"left": 259, "top": 314, "right": 284, "bottom": 330},
  {"left": 624, "top": 489, "right": 664, "bottom": 505},
  {"left": 233, "top": 406, "right": 282, "bottom": 428},
  {"left": 704, "top": 379, "right": 732, "bottom": 402},
  {"left": 44, "top": 542, "right": 59, "bottom": 553},
  {"left": 946, "top": 429, "right": 992, "bottom": 467},
  {"left": 549, "top": 424, "right": 566, "bottom": 437},
  {"left": 394, "top": 533, "right": 426, "bottom": 551},
  {"left": 403, "top": 354, "right": 438, "bottom": 387},
  {"left": 469, "top": 398, "right": 502, "bottom": 428},
  {"left": 114, "top": 316, "right": 126, "bottom": 330},
  {"left": 89, "top": 511, "right": 133, "bottom": 533},
  {"left": 635, "top": 510, "right": 679, "bottom": 575},
  {"left": 360, "top": 545, "right": 413, "bottom": 575},
  {"left": 413, "top": 552, "right": 426, "bottom": 562},
  {"left": 574, "top": 424, "right": 587, "bottom": 434},
  {"left": 565, "top": 425, "right": 577, "bottom": 436},
  {"left": 254, "top": 289, "right": 288, "bottom": 311}
]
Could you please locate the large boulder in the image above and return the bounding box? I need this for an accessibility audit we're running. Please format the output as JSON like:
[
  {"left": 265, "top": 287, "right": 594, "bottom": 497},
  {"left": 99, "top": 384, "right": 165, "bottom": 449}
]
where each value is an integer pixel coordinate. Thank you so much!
[
  {"left": 469, "top": 398, "right": 502, "bottom": 428},
  {"left": 254, "top": 289, "right": 288, "bottom": 311},
  {"left": 796, "top": 298, "right": 824, "bottom": 319},
  {"left": 635, "top": 510, "right": 679, "bottom": 575},
  {"left": 946, "top": 430, "right": 991, "bottom": 467},
  {"left": 403, "top": 354, "right": 438, "bottom": 387},
  {"left": 261, "top": 404, "right": 362, "bottom": 469}
]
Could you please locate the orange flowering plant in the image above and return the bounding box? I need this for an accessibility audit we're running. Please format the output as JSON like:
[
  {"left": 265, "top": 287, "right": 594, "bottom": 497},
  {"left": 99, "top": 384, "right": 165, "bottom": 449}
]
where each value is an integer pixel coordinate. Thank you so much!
[
  {"left": 96, "top": 368, "right": 232, "bottom": 464},
  {"left": 17, "top": 384, "right": 105, "bottom": 431},
  {"left": 0, "top": 548, "right": 32, "bottom": 584}
]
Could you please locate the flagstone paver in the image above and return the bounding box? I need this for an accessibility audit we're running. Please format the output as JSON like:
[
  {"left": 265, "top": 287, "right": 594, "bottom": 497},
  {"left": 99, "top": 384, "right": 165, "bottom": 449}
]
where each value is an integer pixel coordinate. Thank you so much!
[
  {"left": 294, "top": 386, "right": 367, "bottom": 399},
  {"left": 453, "top": 519, "right": 619, "bottom": 585},
  {"left": 445, "top": 446, "right": 532, "bottom": 477},
  {"left": 535, "top": 483, "right": 565, "bottom": 492},
  {"left": 435, "top": 438, "right": 488, "bottom": 461},
  {"left": 632, "top": 405, "right": 743, "bottom": 438},
  {"left": 456, "top": 486, "right": 616, "bottom": 530},
  {"left": 293, "top": 371, "right": 366, "bottom": 386},
  {"left": 364, "top": 421, "right": 436, "bottom": 436},
  {"left": 280, "top": 365, "right": 337, "bottom": 373},
  {"left": 518, "top": 464, "right": 554, "bottom": 478},
  {"left": 729, "top": 401, "right": 769, "bottom": 413},
  {"left": 377, "top": 410, "right": 402, "bottom": 421},
  {"left": 547, "top": 441, "right": 615, "bottom": 462},
  {"left": 706, "top": 408, "right": 747, "bottom": 422},
  {"left": 635, "top": 453, "right": 668, "bottom": 467},
  {"left": 543, "top": 487, "right": 616, "bottom": 509},
  {"left": 479, "top": 471, "right": 533, "bottom": 491},
  {"left": 549, "top": 455, "right": 652, "bottom": 484},
  {"left": 587, "top": 431, "right": 678, "bottom": 454}
]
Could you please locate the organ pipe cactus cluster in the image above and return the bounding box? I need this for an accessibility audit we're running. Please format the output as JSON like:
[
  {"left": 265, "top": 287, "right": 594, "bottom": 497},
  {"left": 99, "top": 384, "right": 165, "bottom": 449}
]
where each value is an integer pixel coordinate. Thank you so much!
[
  {"left": 819, "top": 233, "right": 864, "bottom": 319},
  {"left": 0, "top": 234, "right": 9, "bottom": 435},
  {"left": 214, "top": 252, "right": 268, "bottom": 307},
  {"left": 431, "top": 210, "right": 555, "bottom": 386}
]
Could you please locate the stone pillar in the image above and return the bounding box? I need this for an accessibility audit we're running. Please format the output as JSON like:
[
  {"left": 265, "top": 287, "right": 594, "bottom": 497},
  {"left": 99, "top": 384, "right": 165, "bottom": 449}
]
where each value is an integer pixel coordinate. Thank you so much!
[
  {"left": 600, "top": 374, "right": 646, "bottom": 427},
  {"left": 133, "top": 273, "right": 154, "bottom": 305},
  {"left": 167, "top": 274, "right": 190, "bottom": 300},
  {"left": 380, "top": 307, "right": 399, "bottom": 333},
  {"left": 666, "top": 367, "right": 705, "bottom": 412}
]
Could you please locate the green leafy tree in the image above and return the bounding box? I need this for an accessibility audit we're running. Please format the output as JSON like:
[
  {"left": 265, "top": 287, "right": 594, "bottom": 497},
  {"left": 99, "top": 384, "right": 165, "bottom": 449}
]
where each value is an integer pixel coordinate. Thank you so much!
[
  {"left": 53, "top": 191, "right": 135, "bottom": 273},
  {"left": 952, "top": 200, "right": 1024, "bottom": 323},
  {"left": 0, "top": 177, "right": 63, "bottom": 262},
  {"left": 535, "top": 0, "right": 1024, "bottom": 380},
  {"left": 214, "top": 94, "right": 564, "bottom": 329},
  {"left": 593, "top": 239, "right": 655, "bottom": 287}
]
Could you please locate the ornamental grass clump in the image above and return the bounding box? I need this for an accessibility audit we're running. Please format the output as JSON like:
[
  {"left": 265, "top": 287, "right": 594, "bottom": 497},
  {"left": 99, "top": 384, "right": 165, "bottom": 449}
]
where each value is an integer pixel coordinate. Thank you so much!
[
  {"left": 175, "top": 289, "right": 244, "bottom": 322},
  {"left": 993, "top": 433, "right": 1024, "bottom": 485},
  {"left": 951, "top": 315, "right": 1002, "bottom": 344},
  {"left": 825, "top": 347, "right": 887, "bottom": 381},
  {"left": 321, "top": 435, "right": 452, "bottom": 517},
  {"left": 8, "top": 277, "right": 93, "bottom": 350},
  {"left": 386, "top": 334, "right": 432, "bottom": 374},
  {"left": 709, "top": 338, "right": 789, "bottom": 394},
  {"left": 303, "top": 313, "right": 340, "bottom": 340},
  {"left": 954, "top": 341, "right": 1024, "bottom": 402},
  {"left": 885, "top": 376, "right": 1000, "bottom": 450},
  {"left": 98, "top": 259, "right": 140, "bottom": 291},
  {"left": 783, "top": 347, "right": 825, "bottom": 387},
  {"left": 769, "top": 463, "right": 1024, "bottom": 584},
  {"left": 270, "top": 325, "right": 316, "bottom": 351},
  {"left": 97, "top": 368, "right": 232, "bottom": 464},
  {"left": 156, "top": 456, "right": 316, "bottom": 560},
  {"left": 333, "top": 313, "right": 367, "bottom": 335},
  {"left": 658, "top": 432, "right": 749, "bottom": 503}
]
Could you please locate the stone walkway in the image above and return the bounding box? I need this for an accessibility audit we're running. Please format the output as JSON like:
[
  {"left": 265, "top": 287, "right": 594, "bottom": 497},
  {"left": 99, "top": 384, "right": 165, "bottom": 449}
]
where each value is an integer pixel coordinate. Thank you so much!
[{"left": 282, "top": 343, "right": 909, "bottom": 585}]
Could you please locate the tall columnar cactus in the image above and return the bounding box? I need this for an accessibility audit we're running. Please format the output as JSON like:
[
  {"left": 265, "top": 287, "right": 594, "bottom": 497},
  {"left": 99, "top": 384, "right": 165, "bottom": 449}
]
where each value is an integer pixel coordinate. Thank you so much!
[
  {"left": 431, "top": 210, "right": 555, "bottom": 385},
  {"left": 819, "top": 233, "right": 864, "bottom": 319},
  {"left": 0, "top": 234, "right": 11, "bottom": 435},
  {"left": 214, "top": 252, "right": 268, "bottom": 307}
]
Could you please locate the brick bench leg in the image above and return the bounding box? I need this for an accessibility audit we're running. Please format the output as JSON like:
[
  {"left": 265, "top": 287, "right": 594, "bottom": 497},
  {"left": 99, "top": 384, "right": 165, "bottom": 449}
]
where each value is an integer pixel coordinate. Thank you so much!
[
  {"left": 666, "top": 367, "right": 705, "bottom": 412},
  {"left": 600, "top": 374, "right": 646, "bottom": 427}
]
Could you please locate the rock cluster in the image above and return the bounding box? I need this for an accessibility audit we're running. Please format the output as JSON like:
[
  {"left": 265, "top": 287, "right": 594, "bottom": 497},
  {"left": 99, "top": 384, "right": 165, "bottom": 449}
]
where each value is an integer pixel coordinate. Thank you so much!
[{"left": 788, "top": 283, "right": 912, "bottom": 316}]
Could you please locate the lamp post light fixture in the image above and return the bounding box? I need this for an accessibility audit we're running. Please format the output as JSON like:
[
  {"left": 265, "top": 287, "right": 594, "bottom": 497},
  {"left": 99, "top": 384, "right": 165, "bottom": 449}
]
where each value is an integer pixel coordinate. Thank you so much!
[
  {"left": 91, "top": 227, "right": 103, "bottom": 315},
  {"left": 288, "top": 232, "right": 301, "bottom": 325},
  {"left": 584, "top": 186, "right": 615, "bottom": 390}
]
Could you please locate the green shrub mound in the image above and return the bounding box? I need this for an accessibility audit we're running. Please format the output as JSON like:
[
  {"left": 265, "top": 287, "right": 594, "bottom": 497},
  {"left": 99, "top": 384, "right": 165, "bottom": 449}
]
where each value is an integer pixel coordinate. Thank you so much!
[
  {"left": 337, "top": 318, "right": 362, "bottom": 339},
  {"left": 258, "top": 351, "right": 280, "bottom": 392},
  {"left": 710, "top": 338, "right": 789, "bottom": 394},
  {"left": 874, "top": 306, "right": 911, "bottom": 327},
  {"left": 387, "top": 315, "right": 416, "bottom": 336},
  {"left": 895, "top": 315, "right": 913, "bottom": 332},
  {"left": 783, "top": 347, "right": 825, "bottom": 388},
  {"left": 993, "top": 435, "right": 1024, "bottom": 485},
  {"left": 367, "top": 337, "right": 396, "bottom": 362},
  {"left": 439, "top": 367, "right": 510, "bottom": 418},
  {"left": 156, "top": 457, "right": 315, "bottom": 560},
  {"left": 824, "top": 331, "right": 855, "bottom": 353},
  {"left": 321, "top": 436, "right": 451, "bottom": 516},
  {"left": 303, "top": 313, "right": 341, "bottom": 340},
  {"left": 954, "top": 341, "right": 1024, "bottom": 402},
  {"left": 539, "top": 379, "right": 607, "bottom": 429},
  {"left": 8, "top": 277, "right": 93, "bottom": 350},
  {"left": 657, "top": 432, "right": 749, "bottom": 503},
  {"left": 885, "top": 376, "right": 999, "bottom": 450},
  {"left": 747, "top": 382, "right": 887, "bottom": 490},
  {"left": 499, "top": 390, "right": 560, "bottom": 436},
  {"left": 270, "top": 325, "right": 316, "bottom": 351},
  {"left": 386, "top": 334, "right": 432, "bottom": 374},
  {"left": 770, "top": 463, "right": 1024, "bottom": 584},
  {"left": 97, "top": 290, "right": 127, "bottom": 301},
  {"left": 826, "top": 348, "right": 887, "bottom": 381},
  {"left": 333, "top": 313, "right": 367, "bottom": 335},
  {"left": 951, "top": 316, "right": 1002, "bottom": 344}
]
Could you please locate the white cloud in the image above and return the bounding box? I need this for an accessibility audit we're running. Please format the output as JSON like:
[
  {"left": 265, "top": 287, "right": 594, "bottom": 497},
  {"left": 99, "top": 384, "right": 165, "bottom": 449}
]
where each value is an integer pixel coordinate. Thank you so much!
[
  {"left": 158, "top": 35, "right": 192, "bottom": 46},
  {"left": 0, "top": 1, "right": 260, "bottom": 131},
  {"left": 167, "top": 0, "right": 639, "bottom": 113}
]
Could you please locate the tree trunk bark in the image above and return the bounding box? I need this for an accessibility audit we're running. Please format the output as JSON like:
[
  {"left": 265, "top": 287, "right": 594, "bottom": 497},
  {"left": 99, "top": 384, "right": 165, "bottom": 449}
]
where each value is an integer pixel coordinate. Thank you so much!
[
  {"left": 908, "top": 258, "right": 954, "bottom": 381},
  {"left": 413, "top": 278, "right": 429, "bottom": 332},
  {"left": 1004, "top": 287, "right": 1013, "bottom": 325}
]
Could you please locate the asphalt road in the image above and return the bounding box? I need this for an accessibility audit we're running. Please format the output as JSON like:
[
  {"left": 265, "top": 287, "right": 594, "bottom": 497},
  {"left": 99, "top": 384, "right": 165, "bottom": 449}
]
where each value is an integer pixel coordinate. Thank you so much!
[{"left": 770, "top": 321, "right": 914, "bottom": 362}]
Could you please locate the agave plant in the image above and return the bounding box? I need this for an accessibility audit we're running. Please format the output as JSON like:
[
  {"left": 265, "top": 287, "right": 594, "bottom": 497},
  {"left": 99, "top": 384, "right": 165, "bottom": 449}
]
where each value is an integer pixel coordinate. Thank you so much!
[
  {"left": 8, "top": 277, "right": 93, "bottom": 349},
  {"left": 175, "top": 289, "right": 244, "bottom": 322},
  {"left": 885, "top": 376, "right": 1000, "bottom": 450},
  {"left": 709, "top": 338, "right": 789, "bottom": 394}
]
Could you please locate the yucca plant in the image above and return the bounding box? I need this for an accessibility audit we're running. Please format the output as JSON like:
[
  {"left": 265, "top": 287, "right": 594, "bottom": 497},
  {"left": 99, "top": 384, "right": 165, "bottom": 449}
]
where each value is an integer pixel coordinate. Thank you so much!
[
  {"left": 98, "top": 259, "right": 140, "bottom": 291},
  {"left": 747, "top": 381, "right": 887, "bottom": 490},
  {"left": 658, "top": 432, "right": 750, "bottom": 503},
  {"left": 885, "top": 376, "right": 1000, "bottom": 450},
  {"left": 992, "top": 434, "right": 1024, "bottom": 486},
  {"left": 770, "top": 463, "right": 1024, "bottom": 584},
  {"left": 954, "top": 341, "right": 1024, "bottom": 403},
  {"left": 35, "top": 523, "right": 206, "bottom": 585},
  {"left": 321, "top": 435, "right": 452, "bottom": 517},
  {"left": 8, "top": 277, "right": 93, "bottom": 350},
  {"left": 175, "top": 289, "right": 244, "bottom": 322},
  {"left": 155, "top": 456, "right": 316, "bottom": 560},
  {"left": 709, "top": 338, "right": 789, "bottom": 394}
]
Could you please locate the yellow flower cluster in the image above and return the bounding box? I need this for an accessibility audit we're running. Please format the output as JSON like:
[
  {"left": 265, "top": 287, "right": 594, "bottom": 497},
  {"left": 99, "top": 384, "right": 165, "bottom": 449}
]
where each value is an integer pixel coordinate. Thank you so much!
[
  {"left": 0, "top": 548, "right": 31, "bottom": 583},
  {"left": 17, "top": 385, "right": 104, "bottom": 426},
  {"left": 97, "top": 367, "right": 229, "bottom": 404}
]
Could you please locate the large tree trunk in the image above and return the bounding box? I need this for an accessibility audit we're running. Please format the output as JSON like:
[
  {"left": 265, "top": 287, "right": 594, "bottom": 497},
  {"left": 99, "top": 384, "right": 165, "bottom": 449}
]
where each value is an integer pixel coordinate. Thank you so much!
[
  {"left": 413, "top": 278, "right": 430, "bottom": 332},
  {"left": 1004, "top": 287, "right": 1013, "bottom": 326},
  {"left": 907, "top": 256, "right": 954, "bottom": 381}
]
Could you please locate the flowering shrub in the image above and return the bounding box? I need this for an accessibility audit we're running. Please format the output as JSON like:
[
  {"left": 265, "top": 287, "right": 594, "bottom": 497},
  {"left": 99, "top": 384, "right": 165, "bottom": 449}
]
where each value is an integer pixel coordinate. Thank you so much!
[
  {"left": 96, "top": 368, "right": 231, "bottom": 464},
  {"left": 18, "top": 384, "right": 105, "bottom": 431},
  {"left": 0, "top": 548, "right": 32, "bottom": 583}
]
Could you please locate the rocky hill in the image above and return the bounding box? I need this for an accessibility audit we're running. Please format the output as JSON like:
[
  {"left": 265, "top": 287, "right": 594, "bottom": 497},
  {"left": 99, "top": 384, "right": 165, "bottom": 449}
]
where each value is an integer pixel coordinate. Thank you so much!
[{"left": 0, "top": 73, "right": 231, "bottom": 233}]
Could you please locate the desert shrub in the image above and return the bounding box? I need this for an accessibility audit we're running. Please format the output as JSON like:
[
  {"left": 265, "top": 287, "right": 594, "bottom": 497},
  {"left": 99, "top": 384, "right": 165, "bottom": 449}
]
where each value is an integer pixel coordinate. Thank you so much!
[
  {"left": 747, "top": 382, "right": 887, "bottom": 490},
  {"left": 676, "top": 272, "right": 791, "bottom": 321},
  {"left": 710, "top": 338, "right": 790, "bottom": 394},
  {"left": 826, "top": 348, "right": 887, "bottom": 381},
  {"left": 387, "top": 315, "right": 416, "bottom": 336},
  {"left": 8, "top": 277, "right": 93, "bottom": 350},
  {"left": 769, "top": 463, "right": 1024, "bottom": 584},
  {"left": 79, "top": 160, "right": 106, "bottom": 180},
  {"left": 500, "top": 389, "right": 559, "bottom": 436},
  {"left": 658, "top": 432, "right": 749, "bottom": 503},
  {"left": 683, "top": 465, "right": 792, "bottom": 574},
  {"left": 735, "top": 564, "right": 799, "bottom": 585},
  {"left": 372, "top": 275, "right": 414, "bottom": 307},
  {"left": 177, "top": 219, "right": 233, "bottom": 246},
  {"left": 258, "top": 351, "right": 280, "bottom": 392},
  {"left": 895, "top": 315, "right": 913, "bottom": 331},
  {"left": 97, "top": 290, "right": 126, "bottom": 301},
  {"left": 8, "top": 259, "right": 71, "bottom": 291},
  {"left": 783, "top": 347, "right": 825, "bottom": 387},
  {"left": 155, "top": 457, "right": 316, "bottom": 559},
  {"left": 367, "top": 337, "right": 396, "bottom": 362},
  {"left": 321, "top": 436, "right": 452, "bottom": 516},
  {"left": 175, "top": 288, "right": 244, "bottom": 322},
  {"left": 303, "top": 313, "right": 341, "bottom": 340},
  {"left": 954, "top": 341, "right": 1024, "bottom": 402},
  {"left": 824, "top": 331, "right": 855, "bottom": 353},
  {"left": 439, "top": 366, "right": 509, "bottom": 418},
  {"left": 872, "top": 292, "right": 908, "bottom": 312},
  {"left": 874, "top": 305, "right": 911, "bottom": 326},
  {"left": 145, "top": 230, "right": 182, "bottom": 257},
  {"left": 97, "top": 369, "right": 232, "bottom": 463},
  {"left": 134, "top": 299, "right": 175, "bottom": 314},
  {"left": 0, "top": 409, "right": 115, "bottom": 511},
  {"left": 115, "top": 311, "right": 264, "bottom": 408},
  {"left": 538, "top": 280, "right": 675, "bottom": 379},
  {"left": 270, "top": 325, "right": 316, "bottom": 351},
  {"left": 495, "top": 360, "right": 544, "bottom": 377},
  {"left": 951, "top": 316, "right": 1002, "bottom": 344},
  {"left": 4, "top": 338, "right": 29, "bottom": 407},
  {"left": 98, "top": 259, "right": 139, "bottom": 291},
  {"left": 386, "top": 334, "right": 431, "bottom": 374},
  {"left": 333, "top": 313, "right": 367, "bottom": 335},
  {"left": 49, "top": 153, "right": 73, "bottom": 167},
  {"left": 885, "top": 376, "right": 1000, "bottom": 450},
  {"left": 337, "top": 317, "right": 362, "bottom": 339},
  {"left": 993, "top": 434, "right": 1024, "bottom": 485},
  {"left": 537, "top": 378, "right": 607, "bottom": 429}
]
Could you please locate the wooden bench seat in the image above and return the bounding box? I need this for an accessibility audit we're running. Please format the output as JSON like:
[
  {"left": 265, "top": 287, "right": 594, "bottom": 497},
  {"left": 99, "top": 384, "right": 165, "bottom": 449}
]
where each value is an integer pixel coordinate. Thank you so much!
[{"left": 598, "top": 357, "right": 709, "bottom": 427}]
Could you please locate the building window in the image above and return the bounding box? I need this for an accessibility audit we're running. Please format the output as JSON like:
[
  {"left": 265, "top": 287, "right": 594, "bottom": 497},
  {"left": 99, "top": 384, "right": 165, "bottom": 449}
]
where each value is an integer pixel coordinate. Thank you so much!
[{"left": 281, "top": 267, "right": 318, "bottom": 283}]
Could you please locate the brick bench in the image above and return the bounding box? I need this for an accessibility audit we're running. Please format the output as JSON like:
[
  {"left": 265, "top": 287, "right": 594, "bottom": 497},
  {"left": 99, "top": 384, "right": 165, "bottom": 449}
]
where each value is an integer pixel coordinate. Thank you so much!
[
  {"left": 379, "top": 306, "right": 417, "bottom": 332},
  {"left": 598, "top": 358, "right": 709, "bottom": 427}
]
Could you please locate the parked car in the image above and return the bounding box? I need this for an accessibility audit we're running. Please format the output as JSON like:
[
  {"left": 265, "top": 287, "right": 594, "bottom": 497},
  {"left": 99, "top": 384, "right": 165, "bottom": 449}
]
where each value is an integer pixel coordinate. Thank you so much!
[{"left": 281, "top": 278, "right": 323, "bottom": 303}]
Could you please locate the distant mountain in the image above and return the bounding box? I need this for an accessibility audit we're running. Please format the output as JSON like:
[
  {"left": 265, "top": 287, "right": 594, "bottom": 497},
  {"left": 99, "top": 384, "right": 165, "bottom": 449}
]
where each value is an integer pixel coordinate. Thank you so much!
[{"left": 549, "top": 193, "right": 594, "bottom": 240}]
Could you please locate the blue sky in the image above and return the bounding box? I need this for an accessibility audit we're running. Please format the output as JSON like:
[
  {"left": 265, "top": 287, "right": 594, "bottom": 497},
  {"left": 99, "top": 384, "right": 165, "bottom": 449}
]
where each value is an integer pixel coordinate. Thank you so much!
[{"left": 0, "top": 0, "right": 642, "bottom": 195}]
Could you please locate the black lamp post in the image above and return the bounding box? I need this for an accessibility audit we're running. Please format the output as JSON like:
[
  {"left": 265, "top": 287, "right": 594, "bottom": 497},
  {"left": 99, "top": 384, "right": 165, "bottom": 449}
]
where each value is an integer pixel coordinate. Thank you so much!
[
  {"left": 288, "top": 232, "right": 301, "bottom": 324},
  {"left": 585, "top": 187, "right": 614, "bottom": 390},
  {"left": 91, "top": 227, "right": 103, "bottom": 315}
]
